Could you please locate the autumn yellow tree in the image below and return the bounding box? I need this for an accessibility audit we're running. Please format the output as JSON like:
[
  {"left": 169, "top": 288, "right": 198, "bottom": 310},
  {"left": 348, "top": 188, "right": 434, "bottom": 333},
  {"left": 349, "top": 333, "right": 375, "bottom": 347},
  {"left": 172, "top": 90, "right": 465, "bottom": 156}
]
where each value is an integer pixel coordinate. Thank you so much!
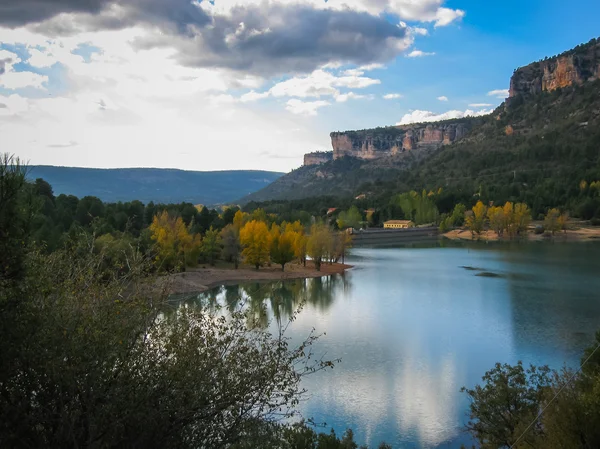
[
  {"left": 465, "top": 201, "right": 487, "bottom": 236},
  {"left": 503, "top": 202, "right": 514, "bottom": 235},
  {"left": 557, "top": 211, "right": 569, "bottom": 233},
  {"left": 513, "top": 203, "right": 532, "bottom": 236},
  {"left": 544, "top": 208, "right": 562, "bottom": 235},
  {"left": 270, "top": 230, "right": 296, "bottom": 271},
  {"left": 240, "top": 220, "right": 270, "bottom": 269},
  {"left": 233, "top": 210, "right": 250, "bottom": 231},
  {"left": 332, "top": 231, "right": 353, "bottom": 264},
  {"left": 487, "top": 206, "right": 505, "bottom": 236},
  {"left": 307, "top": 224, "right": 333, "bottom": 271},
  {"left": 149, "top": 210, "right": 201, "bottom": 271}
]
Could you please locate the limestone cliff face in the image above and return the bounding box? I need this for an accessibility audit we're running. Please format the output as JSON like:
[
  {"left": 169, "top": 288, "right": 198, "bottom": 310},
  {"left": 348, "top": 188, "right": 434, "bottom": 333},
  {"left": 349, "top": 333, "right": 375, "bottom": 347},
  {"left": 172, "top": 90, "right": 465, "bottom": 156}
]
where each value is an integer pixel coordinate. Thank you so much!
[
  {"left": 303, "top": 151, "right": 333, "bottom": 166},
  {"left": 509, "top": 38, "right": 600, "bottom": 98},
  {"left": 329, "top": 122, "right": 470, "bottom": 160}
]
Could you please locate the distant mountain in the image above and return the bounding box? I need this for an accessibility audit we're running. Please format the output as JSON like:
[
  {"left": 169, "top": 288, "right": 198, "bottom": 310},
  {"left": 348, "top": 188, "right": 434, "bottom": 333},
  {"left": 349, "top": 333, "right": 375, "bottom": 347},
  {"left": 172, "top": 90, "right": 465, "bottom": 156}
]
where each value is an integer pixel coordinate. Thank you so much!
[
  {"left": 28, "top": 166, "right": 284, "bottom": 205},
  {"left": 241, "top": 37, "right": 600, "bottom": 217}
]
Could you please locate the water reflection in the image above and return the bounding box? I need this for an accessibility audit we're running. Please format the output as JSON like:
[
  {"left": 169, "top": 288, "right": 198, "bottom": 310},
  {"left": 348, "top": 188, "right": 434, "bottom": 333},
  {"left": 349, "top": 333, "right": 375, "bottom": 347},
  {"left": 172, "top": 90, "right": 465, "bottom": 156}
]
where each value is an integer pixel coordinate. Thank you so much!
[
  {"left": 171, "top": 242, "right": 600, "bottom": 448},
  {"left": 178, "top": 274, "right": 351, "bottom": 327}
]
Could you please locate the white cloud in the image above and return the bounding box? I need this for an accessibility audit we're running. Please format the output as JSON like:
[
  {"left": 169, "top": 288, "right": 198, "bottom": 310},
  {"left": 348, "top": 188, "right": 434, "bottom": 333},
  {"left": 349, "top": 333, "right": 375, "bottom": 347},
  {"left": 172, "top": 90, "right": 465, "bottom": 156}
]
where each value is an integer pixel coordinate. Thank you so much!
[
  {"left": 269, "top": 69, "right": 380, "bottom": 99},
  {"left": 0, "top": 49, "right": 48, "bottom": 90},
  {"left": 383, "top": 93, "right": 403, "bottom": 100},
  {"left": 437, "top": 96, "right": 448, "bottom": 101},
  {"left": 335, "top": 92, "right": 371, "bottom": 102},
  {"left": 469, "top": 103, "right": 493, "bottom": 107},
  {"left": 411, "top": 27, "right": 429, "bottom": 36},
  {"left": 487, "top": 89, "right": 509, "bottom": 98},
  {"left": 240, "top": 90, "right": 270, "bottom": 102},
  {"left": 407, "top": 50, "right": 436, "bottom": 58},
  {"left": 285, "top": 99, "right": 330, "bottom": 116},
  {"left": 397, "top": 108, "right": 493, "bottom": 125},
  {"left": 0, "top": 27, "right": 329, "bottom": 172},
  {"left": 434, "top": 7, "right": 466, "bottom": 27}
]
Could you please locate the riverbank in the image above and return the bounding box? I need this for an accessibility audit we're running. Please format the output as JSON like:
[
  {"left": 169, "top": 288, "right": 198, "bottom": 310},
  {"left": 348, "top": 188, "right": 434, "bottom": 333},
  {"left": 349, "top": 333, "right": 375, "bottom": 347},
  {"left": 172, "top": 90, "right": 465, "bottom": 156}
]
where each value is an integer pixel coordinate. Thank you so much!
[
  {"left": 168, "top": 261, "right": 352, "bottom": 294},
  {"left": 444, "top": 223, "right": 600, "bottom": 242}
]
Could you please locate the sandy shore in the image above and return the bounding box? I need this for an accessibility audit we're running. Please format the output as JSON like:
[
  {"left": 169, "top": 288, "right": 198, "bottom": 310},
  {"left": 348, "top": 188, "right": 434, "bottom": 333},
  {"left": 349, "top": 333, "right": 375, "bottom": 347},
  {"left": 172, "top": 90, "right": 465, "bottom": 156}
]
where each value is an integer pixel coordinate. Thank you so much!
[
  {"left": 167, "top": 261, "right": 352, "bottom": 294},
  {"left": 444, "top": 224, "right": 600, "bottom": 242}
]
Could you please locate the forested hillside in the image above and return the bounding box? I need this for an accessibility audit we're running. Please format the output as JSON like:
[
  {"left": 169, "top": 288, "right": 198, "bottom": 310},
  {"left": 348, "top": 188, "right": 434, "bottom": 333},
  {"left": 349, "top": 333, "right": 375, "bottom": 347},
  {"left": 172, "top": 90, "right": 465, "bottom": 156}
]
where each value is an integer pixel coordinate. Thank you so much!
[
  {"left": 28, "top": 166, "right": 283, "bottom": 205},
  {"left": 242, "top": 39, "right": 600, "bottom": 220}
]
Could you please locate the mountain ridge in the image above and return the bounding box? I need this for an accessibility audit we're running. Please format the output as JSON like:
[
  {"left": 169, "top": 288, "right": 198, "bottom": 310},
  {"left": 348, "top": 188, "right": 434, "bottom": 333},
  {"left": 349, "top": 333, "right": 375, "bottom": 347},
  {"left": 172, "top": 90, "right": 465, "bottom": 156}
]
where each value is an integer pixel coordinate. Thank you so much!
[{"left": 28, "top": 166, "right": 284, "bottom": 205}]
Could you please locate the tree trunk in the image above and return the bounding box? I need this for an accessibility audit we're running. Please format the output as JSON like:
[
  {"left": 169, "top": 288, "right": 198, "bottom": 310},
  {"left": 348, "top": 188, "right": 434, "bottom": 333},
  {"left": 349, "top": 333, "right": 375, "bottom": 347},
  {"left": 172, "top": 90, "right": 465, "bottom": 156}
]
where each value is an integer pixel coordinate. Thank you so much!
[{"left": 281, "top": 263, "right": 285, "bottom": 272}]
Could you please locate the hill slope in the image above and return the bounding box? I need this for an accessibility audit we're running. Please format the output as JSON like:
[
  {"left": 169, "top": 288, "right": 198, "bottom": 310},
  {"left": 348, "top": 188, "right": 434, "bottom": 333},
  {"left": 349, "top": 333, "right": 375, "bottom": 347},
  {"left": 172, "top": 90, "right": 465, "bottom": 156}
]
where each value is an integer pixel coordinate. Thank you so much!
[
  {"left": 28, "top": 166, "right": 284, "bottom": 205},
  {"left": 241, "top": 37, "right": 600, "bottom": 217}
]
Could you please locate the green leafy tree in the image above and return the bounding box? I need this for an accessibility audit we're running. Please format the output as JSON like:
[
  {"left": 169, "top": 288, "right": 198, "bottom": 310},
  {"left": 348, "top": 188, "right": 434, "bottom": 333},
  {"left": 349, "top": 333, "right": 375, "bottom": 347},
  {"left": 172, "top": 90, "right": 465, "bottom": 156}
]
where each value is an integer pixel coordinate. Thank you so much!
[
  {"left": 201, "top": 226, "right": 222, "bottom": 266},
  {"left": 337, "top": 206, "right": 362, "bottom": 230},
  {"left": 461, "top": 362, "right": 552, "bottom": 448},
  {"left": 221, "top": 224, "right": 242, "bottom": 268}
]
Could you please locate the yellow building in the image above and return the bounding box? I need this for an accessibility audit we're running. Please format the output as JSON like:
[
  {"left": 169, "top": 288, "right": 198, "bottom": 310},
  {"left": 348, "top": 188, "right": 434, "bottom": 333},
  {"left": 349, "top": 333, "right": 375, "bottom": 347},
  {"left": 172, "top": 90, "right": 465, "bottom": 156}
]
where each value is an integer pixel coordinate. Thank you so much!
[{"left": 383, "top": 220, "right": 414, "bottom": 229}]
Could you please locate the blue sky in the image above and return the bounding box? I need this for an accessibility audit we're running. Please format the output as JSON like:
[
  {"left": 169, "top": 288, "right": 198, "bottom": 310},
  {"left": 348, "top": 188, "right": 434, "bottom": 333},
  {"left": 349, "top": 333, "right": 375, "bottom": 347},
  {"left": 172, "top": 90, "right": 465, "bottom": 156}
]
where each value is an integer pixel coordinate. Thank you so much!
[{"left": 0, "top": 0, "right": 598, "bottom": 172}]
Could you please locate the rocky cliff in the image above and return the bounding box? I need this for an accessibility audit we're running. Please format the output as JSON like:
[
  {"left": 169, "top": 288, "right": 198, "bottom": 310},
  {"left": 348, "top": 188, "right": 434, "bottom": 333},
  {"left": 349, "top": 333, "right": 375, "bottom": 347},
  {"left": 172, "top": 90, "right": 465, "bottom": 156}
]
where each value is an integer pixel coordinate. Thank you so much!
[
  {"left": 329, "top": 121, "right": 471, "bottom": 161},
  {"left": 509, "top": 37, "right": 600, "bottom": 98},
  {"left": 303, "top": 151, "right": 333, "bottom": 166}
]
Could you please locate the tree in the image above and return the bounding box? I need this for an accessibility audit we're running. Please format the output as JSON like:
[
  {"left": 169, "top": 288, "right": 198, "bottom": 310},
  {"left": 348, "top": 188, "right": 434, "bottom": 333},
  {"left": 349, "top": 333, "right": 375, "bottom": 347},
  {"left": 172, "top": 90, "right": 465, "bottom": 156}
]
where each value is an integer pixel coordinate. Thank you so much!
[
  {"left": 513, "top": 203, "right": 532, "bottom": 236},
  {"left": 0, "top": 246, "right": 337, "bottom": 448},
  {"left": 396, "top": 190, "right": 439, "bottom": 225},
  {"left": 149, "top": 211, "right": 201, "bottom": 270},
  {"left": 221, "top": 224, "right": 242, "bottom": 268},
  {"left": 487, "top": 206, "right": 505, "bottom": 236},
  {"left": 294, "top": 232, "right": 308, "bottom": 267},
  {"left": 544, "top": 208, "right": 562, "bottom": 235},
  {"left": 270, "top": 231, "right": 296, "bottom": 271},
  {"left": 240, "top": 220, "right": 270, "bottom": 269},
  {"left": 465, "top": 201, "right": 487, "bottom": 236},
  {"left": 461, "top": 362, "right": 552, "bottom": 449},
  {"left": 337, "top": 206, "right": 362, "bottom": 230},
  {"left": 307, "top": 224, "right": 332, "bottom": 271},
  {"left": 557, "top": 210, "right": 569, "bottom": 234},
  {"left": 332, "top": 231, "right": 352, "bottom": 264},
  {"left": 233, "top": 210, "right": 250, "bottom": 231},
  {"left": 201, "top": 226, "right": 222, "bottom": 266}
]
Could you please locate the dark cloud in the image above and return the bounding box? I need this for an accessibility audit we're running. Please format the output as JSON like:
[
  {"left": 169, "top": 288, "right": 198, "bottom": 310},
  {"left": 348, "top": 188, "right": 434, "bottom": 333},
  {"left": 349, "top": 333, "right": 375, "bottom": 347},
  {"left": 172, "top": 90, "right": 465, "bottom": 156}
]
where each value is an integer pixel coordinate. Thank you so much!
[
  {"left": 1, "top": 0, "right": 409, "bottom": 76},
  {"left": 0, "top": 103, "right": 7, "bottom": 109},
  {"left": 133, "top": 4, "right": 409, "bottom": 75},
  {"left": 0, "top": 58, "right": 13, "bottom": 75},
  {"left": 0, "top": 0, "right": 110, "bottom": 27}
]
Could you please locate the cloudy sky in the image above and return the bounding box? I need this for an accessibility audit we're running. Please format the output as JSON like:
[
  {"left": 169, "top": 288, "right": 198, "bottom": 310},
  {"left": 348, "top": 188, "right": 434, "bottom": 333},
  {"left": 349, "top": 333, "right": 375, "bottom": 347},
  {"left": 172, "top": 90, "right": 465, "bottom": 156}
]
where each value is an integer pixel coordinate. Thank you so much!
[{"left": 0, "top": 0, "right": 599, "bottom": 172}]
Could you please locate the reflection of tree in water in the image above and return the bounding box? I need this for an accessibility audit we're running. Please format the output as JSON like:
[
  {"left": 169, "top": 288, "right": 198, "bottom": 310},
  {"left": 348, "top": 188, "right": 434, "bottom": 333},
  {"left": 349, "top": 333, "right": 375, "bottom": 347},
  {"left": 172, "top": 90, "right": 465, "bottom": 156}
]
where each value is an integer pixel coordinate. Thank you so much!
[{"left": 177, "top": 274, "right": 351, "bottom": 327}]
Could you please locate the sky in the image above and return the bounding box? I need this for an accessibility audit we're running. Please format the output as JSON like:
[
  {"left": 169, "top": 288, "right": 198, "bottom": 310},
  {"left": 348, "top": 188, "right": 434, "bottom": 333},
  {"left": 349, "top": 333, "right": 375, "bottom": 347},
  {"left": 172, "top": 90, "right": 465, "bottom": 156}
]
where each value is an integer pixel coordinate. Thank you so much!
[{"left": 0, "top": 0, "right": 599, "bottom": 173}]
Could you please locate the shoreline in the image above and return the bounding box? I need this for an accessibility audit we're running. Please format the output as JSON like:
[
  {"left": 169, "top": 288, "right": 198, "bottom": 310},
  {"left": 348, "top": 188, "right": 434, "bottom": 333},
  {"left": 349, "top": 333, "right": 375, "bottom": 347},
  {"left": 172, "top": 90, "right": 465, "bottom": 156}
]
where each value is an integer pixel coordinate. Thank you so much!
[
  {"left": 168, "top": 261, "right": 353, "bottom": 294},
  {"left": 443, "top": 224, "right": 600, "bottom": 242}
]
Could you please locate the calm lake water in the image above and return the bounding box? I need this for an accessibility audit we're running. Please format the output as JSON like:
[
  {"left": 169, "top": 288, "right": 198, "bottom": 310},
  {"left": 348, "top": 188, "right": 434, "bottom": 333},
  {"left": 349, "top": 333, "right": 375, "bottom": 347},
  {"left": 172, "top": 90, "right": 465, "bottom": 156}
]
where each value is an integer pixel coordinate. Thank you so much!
[{"left": 183, "top": 240, "right": 600, "bottom": 448}]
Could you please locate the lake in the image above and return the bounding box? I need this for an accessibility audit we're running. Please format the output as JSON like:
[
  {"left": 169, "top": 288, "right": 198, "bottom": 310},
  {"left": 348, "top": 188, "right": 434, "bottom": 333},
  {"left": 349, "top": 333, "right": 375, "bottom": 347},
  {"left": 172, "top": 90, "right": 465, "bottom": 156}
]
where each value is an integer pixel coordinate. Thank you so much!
[{"left": 182, "top": 240, "right": 600, "bottom": 448}]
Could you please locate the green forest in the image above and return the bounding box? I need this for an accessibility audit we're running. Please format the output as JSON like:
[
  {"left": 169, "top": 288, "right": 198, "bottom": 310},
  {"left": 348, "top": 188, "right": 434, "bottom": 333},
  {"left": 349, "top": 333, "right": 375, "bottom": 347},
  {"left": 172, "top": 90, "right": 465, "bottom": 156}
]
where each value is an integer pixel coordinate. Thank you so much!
[{"left": 243, "top": 79, "right": 600, "bottom": 223}]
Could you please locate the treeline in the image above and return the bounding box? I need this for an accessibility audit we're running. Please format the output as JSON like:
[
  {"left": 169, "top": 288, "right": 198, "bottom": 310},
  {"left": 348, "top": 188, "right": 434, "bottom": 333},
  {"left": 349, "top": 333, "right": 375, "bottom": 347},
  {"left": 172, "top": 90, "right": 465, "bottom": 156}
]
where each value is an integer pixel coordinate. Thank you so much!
[{"left": 25, "top": 176, "right": 352, "bottom": 274}]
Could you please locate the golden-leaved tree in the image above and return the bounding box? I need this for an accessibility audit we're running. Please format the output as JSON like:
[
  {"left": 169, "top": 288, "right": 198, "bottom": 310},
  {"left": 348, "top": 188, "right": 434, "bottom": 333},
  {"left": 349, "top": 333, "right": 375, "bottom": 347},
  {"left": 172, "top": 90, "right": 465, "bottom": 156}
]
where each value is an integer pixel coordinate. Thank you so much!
[
  {"left": 270, "top": 225, "right": 296, "bottom": 272},
  {"left": 465, "top": 201, "right": 487, "bottom": 236},
  {"left": 487, "top": 206, "right": 505, "bottom": 235},
  {"left": 307, "top": 224, "right": 332, "bottom": 271},
  {"left": 149, "top": 210, "right": 201, "bottom": 271},
  {"left": 240, "top": 220, "right": 270, "bottom": 269}
]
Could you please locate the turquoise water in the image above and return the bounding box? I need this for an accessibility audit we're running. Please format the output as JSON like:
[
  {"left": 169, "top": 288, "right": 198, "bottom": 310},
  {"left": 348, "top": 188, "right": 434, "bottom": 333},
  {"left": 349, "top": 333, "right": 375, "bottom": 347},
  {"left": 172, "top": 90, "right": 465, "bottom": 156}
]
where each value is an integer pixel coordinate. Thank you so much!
[{"left": 185, "top": 241, "right": 600, "bottom": 448}]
